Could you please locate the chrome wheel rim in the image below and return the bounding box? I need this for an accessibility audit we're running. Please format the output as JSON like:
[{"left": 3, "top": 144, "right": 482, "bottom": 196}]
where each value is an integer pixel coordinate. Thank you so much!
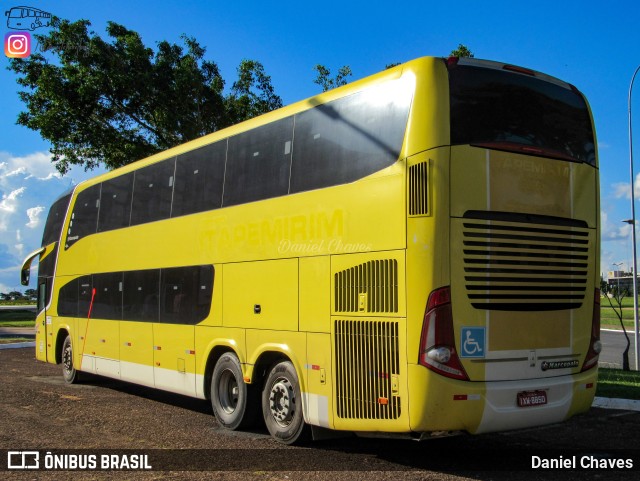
[{"left": 269, "top": 378, "right": 295, "bottom": 427}]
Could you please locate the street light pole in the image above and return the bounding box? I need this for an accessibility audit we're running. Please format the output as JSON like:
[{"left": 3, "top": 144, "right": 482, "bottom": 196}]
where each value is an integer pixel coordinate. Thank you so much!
[
  {"left": 612, "top": 262, "right": 624, "bottom": 294},
  {"left": 628, "top": 64, "right": 640, "bottom": 371}
]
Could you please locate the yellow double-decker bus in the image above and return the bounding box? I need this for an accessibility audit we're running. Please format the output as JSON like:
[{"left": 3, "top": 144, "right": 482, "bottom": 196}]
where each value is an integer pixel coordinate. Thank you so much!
[{"left": 21, "top": 56, "right": 600, "bottom": 444}]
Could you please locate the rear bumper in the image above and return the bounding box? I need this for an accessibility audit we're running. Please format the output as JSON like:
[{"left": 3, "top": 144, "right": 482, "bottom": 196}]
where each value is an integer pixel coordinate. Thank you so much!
[{"left": 407, "top": 364, "right": 597, "bottom": 434}]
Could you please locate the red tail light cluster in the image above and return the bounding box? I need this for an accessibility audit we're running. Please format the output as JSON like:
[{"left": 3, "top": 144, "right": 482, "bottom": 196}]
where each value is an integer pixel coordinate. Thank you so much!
[
  {"left": 418, "top": 286, "right": 469, "bottom": 381},
  {"left": 581, "top": 289, "right": 602, "bottom": 372}
]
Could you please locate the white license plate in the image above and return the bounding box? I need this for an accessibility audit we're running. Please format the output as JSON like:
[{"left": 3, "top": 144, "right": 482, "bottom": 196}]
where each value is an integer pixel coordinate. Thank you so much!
[{"left": 517, "top": 390, "right": 547, "bottom": 407}]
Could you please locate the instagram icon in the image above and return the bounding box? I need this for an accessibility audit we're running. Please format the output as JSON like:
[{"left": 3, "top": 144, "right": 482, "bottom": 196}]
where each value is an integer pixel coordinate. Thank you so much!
[{"left": 5, "top": 32, "right": 31, "bottom": 58}]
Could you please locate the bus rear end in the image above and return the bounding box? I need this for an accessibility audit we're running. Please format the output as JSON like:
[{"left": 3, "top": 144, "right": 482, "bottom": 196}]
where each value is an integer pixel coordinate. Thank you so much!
[{"left": 412, "top": 57, "right": 599, "bottom": 435}]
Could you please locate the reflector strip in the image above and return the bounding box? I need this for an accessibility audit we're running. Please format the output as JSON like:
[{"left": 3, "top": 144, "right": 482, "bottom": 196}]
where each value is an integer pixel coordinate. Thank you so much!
[
  {"left": 454, "top": 394, "right": 481, "bottom": 401},
  {"left": 378, "top": 397, "right": 389, "bottom": 405}
]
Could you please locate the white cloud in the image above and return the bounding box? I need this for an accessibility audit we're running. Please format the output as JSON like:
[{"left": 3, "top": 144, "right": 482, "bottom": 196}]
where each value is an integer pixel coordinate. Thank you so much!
[
  {"left": 38, "top": 172, "right": 63, "bottom": 181},
  {"left": 25, "top": 206, "right": 45, "bottom": 229},
  {"left": 601, "top": 210, "right": 632, "bottom": 242},
  {"left": 0, "top": 187, "right": 26, "bottom": 211},
  {"left": 0, "top": 150, "right": 104, "bottom": 293},
  {"left": 613, "top": 172, "right": 640, "bottom": 200},
  {"left": 6, "top": 167, "right": 28, "bottom": 177},
  {"left": 0, "top": 187, "right": 26, "bottom": 231},
  {"left": 0, "top": 151, "right": 58, "bottom": 185}
]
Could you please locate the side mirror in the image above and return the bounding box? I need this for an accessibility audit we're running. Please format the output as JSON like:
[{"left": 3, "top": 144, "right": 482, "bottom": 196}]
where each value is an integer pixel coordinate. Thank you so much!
[
  {"left": 20, "top": 246, "right": 46, "bottom": 286},
  {"left": 21, "top": 268, "right": 30, "bottom": 286}
]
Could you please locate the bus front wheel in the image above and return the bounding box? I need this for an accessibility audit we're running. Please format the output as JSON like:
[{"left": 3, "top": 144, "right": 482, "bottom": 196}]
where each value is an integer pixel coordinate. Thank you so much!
[
  {"left": 61, "top": 335, "right": 80, "bottom": 384},
  {"left": 210, "top": 352, "right": 257, "bottom": 430},
  {"left": 262, "top": 361, "right": 309, "bottom": 444}
]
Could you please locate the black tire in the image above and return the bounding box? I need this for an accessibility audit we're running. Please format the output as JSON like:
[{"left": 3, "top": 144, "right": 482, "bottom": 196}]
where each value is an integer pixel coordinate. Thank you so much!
[
  {"left": 210, "top": 352, "right": 258, "bottom": 430},
  {"left": 262, "top": 361, "right": 309, "bottom": 445},
  {"left": 61, "top": 335, "right": 80, "bottom": 384}
]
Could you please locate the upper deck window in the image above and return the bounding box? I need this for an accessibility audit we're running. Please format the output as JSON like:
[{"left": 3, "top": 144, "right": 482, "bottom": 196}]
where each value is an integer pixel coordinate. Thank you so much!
[
  {"left": 41, "top": 190, "right": 72, "bottom": 246},
  {"left": 449, "top": 64, "right": 596, "bottom": 166}
]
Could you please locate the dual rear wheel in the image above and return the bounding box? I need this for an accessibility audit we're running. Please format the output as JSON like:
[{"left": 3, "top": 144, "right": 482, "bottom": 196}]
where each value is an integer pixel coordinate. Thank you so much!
[{"left": 210, "top": 354, "right": 309, "bottom": 444}]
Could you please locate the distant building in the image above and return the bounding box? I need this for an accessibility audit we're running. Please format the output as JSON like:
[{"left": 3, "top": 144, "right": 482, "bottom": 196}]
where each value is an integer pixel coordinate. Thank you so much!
[{"left": 607, "top": 270, "right": 639, "bottom": 294}]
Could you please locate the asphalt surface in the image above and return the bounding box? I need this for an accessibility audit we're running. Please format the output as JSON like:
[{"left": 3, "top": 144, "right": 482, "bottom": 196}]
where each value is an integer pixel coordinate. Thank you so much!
[
  {"left": 601, "top": 329, "right": 637, "bottom": 369},
  {"left": 1, "top": 347, "right": 639, "bottom": 480}
]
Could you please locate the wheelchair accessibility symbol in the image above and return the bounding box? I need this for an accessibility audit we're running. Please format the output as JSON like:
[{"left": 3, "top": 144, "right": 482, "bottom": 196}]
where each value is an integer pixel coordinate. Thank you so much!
[{"left": 461, "top": 327, "right": 486, "bottom": 358}]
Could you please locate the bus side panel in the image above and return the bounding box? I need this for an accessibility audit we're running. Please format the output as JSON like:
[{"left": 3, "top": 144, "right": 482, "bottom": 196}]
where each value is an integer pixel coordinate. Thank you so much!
[
  {"left": 304, "top": 332, "right": 334, "bottom": 428},
  {"left": 299, "top": 256, "right": 331, "bottom": 333},
  {"left": 79, "top": 318, "right": 120, "bottom": 378},
  {"left": 120, "top": 321, "right": 154, "bottom": 387},
  {"left": 35, "top": 311, "right": 47, "bottom": 362},
  {"left": 405, "top": 148, "right": 450, "bottom": 366},
  {"left": 223, "top": 259, "right": 298, "bottom": 331},
  {"left": 153, "top": 323, "right": 196, "bottom": 396}
]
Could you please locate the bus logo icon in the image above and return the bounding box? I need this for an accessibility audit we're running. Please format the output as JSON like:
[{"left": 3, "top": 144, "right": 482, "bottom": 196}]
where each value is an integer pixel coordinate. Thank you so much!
[
  {"left": 7, "top": 451, "right": 39, "bottom": 469},
  {"left": 460, "top": 327, "right": 485, "bottom": 358},
  {"left": 5, "top": 6, "right": 52, "bottom": 31},
  {"left": 4, "top": 31, "right": 31, "bottom": 58}
]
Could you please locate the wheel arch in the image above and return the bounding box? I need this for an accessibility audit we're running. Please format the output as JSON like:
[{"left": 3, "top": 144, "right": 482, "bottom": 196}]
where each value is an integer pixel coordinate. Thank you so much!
[
  {"left": 250, "top": 347, "right": 307, "bottom": 396},
  {"left": 54, "top": 327, "right": 71, "bottom": 364},
  {"left": 203, "top": 344, "right": 239, "bottom": 401}
]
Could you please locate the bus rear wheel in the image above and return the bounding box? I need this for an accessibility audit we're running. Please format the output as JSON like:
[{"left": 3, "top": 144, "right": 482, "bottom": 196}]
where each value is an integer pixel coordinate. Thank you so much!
[
  {"left": 61, "top": 335, "right": 80, "bottom": 384},
  {"left": 210, "top": 352, "right": 257, "bottom": 430},
  {"left": 262, "top": 361, "right": 309, "bottom": 445}
]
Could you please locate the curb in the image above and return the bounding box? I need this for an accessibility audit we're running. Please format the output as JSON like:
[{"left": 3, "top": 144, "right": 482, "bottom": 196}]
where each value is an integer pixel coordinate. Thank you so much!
[
  {"left": 593, "top": 396, "right": 640, "bottom": 412},
  {"left": 0, "top": 341, "right": 35, "bottom": 350}
]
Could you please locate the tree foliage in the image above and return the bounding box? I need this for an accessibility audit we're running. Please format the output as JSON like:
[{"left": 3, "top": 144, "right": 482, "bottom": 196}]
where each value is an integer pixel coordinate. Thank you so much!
[
  {"left": 449, "top": 44, "right": 474, "bottom": 58},
  {"left": 8, "top": 19, "right": 282, "bottom": 174},
  {"left": 312, "top": 64, "right": 353, "bottom": 92}
]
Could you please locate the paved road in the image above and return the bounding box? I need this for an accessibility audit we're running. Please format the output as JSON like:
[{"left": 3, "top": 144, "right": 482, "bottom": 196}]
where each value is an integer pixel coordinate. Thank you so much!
[
  {"left": 0, "top": 305, "right": 36, "bottom": 311},
  {"left": 600, "top": 329, "right": 637, "bottom": 369}
]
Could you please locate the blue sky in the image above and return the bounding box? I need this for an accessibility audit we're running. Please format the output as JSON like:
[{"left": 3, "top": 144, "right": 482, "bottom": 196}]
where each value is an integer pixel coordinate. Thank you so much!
[{"left": 0, "top": 0, "right": 639, "bottom": 292}]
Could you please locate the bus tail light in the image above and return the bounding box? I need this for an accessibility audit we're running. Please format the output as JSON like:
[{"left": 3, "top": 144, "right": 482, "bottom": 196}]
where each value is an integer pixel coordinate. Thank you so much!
[
  {"left": 581, "top": 289, "right": 602, "bottom": 372},
  {"left": 419, "top": 286, "right": 469, "bottom": 381},
  {"left": 446, "top": 56, "right": 460, "bottom": 68}
]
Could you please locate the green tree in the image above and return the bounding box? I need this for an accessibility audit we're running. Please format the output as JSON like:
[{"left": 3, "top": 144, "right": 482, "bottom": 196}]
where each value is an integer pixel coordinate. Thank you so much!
[
  {"left": 24, "top": 289, "right": 37, "bottom": 300},
  {"left": 227, "top": 59, "right": 283, "bottom": 124},
  {"left": 312, "top": 64, "right": 353, "bottom": 92},
  {"left": 449, "top": 44, "right": 474, "bottom": 58},
  {"left": 8, "top": 19, "right": 282, "bottom": 174}
]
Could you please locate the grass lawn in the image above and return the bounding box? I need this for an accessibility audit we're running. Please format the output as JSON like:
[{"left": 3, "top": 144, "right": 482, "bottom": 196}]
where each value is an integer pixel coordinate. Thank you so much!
[
  {"left": 597, "top": 368, "right": 640, "bottom": 400},
  {"left": 601, "top": 296, "right": 638, "bottom": 329},
  {"left": 0, "top": 337, "right": 33, "bottom": 344},
  {"left": 0, "top": 306, "right": 36, "bottom": 327}
]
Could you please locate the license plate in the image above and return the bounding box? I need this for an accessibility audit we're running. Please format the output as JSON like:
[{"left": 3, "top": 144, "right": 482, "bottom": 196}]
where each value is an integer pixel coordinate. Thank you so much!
[{"left": 517, "top": 390, "right": 547, "bottom": 407}]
